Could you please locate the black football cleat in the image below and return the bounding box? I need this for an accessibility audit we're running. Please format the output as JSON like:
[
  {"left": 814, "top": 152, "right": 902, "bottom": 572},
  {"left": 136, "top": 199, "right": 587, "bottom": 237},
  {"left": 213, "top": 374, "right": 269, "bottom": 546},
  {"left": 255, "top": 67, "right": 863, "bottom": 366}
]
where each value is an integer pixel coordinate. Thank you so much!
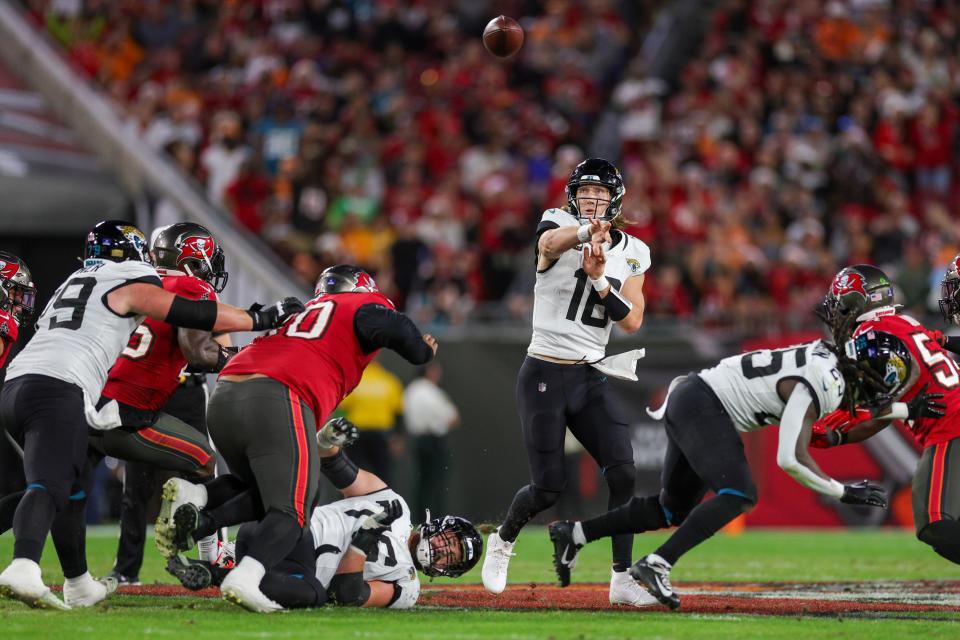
[
  {"left": 629, "top": 554, "right": 680, "bottom": 610},
  {"left": 548, "top": 520, "right": 582, "bottom": 587},
  {"left": 172, "top": 503, "right": 201, "bottom": 553},
  {"left": 166, "top": 555, "right": 231, "bottom": 591}
]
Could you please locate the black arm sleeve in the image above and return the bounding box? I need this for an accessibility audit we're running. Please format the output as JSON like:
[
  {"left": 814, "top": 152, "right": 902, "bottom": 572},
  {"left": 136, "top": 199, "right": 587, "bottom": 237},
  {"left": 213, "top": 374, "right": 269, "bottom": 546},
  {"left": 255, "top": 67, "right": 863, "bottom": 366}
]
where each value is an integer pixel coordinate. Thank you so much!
[
  {"left": 943, "top": 336, "right": 960, "bottom": 355},
  {"left": 353, "top": 304, "right": 433, "bottom": 364},
  {"left": 165, "top": 296, "right": 219, "bottom": 331}
]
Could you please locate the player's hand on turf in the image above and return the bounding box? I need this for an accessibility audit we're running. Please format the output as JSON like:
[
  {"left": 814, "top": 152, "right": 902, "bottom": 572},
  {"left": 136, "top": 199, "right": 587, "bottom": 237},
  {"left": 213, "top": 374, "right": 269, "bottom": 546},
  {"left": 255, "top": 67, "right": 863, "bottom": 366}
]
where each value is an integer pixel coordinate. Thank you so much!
[
  {"left": 840, "top": 480, "right": 887, "bottom": 508},
  {"left": 247, "top": 297, "right": 305, "bottom": 331},
  {"left": 422, "top": 333, "right": 438, "bottom": 356},
  {"left": 351, "top": 499, "right": 404, "bottom": 556},
  {"left": 317, "top": 417, "right": 359, "bottom": 449},
  {"left": 906, "top": 382, "right": 947, "bottom": 420}
]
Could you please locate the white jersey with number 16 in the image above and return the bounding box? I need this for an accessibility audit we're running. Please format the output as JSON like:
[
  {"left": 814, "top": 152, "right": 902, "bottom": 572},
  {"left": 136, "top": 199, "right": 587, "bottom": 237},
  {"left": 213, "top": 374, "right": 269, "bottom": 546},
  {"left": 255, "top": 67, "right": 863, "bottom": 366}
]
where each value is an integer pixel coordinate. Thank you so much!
[{"left": 528, "top": 208, "right": 650, "bottom": 362}]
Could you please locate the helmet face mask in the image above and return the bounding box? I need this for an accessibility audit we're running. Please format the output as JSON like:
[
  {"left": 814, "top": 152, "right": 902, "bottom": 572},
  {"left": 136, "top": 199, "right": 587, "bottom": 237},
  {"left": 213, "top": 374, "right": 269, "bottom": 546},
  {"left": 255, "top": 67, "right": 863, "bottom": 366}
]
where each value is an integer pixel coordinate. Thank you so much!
[
  {"left": 315, "top": 264, "right": 378, "bottom": 295},
  {"left": 565, "top": 158, "right": 625, "bottom": 223},
  {"left": 0, "top": 252, "right": 36, "bottom": 325},
  {"left": 939, "top": 253, "right": 960, "bottom": 325},
  {"left": 413, "top": 515, "right": 482, "bottom": 578},
  {"left": 845, "top": 330, "right": 912, "bottom": 408},
  {"left": 86, "top": 220, "right": 152, "bottom": 265},
  {"left": 152, "top": 222, "right": 229, "bottom": 292}
]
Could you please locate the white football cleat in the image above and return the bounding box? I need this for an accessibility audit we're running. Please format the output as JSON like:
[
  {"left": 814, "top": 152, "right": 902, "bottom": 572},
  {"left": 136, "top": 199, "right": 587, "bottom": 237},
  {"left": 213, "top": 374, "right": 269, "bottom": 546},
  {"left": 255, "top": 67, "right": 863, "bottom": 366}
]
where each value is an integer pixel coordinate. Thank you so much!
[
  {"left": 0, "top": 558, "right": 71, "bottom": 610},
  {"left": 609, "top": 568, "right": 658, "bottom": 607},
  {"left": 156, "top": 478, "right": 208, "bottom": 558},
  {"left": 220, "top": 557, "right": 284, "bottom": 613},
  {"left": 481, "top": 529, "right": 515, "bottom": 595},
  {"left": 64, "top": 572, "right": 119, "bottom": 607}
]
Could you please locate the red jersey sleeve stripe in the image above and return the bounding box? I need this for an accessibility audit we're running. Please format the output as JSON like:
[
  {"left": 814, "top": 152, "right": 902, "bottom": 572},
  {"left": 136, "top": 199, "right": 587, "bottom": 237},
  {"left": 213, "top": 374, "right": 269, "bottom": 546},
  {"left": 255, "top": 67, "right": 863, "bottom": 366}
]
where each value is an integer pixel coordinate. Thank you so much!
[{"left": 288, "top": 388, "right": 310, "bottom": 527}]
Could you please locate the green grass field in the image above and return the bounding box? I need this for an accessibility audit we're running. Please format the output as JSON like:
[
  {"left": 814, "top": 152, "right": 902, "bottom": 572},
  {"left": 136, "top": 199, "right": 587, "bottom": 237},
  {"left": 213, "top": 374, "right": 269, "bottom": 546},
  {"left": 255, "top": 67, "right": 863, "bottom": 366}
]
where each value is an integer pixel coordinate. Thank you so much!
[{"left": 1, "top": 525, "right": 959, "bottom": 639}]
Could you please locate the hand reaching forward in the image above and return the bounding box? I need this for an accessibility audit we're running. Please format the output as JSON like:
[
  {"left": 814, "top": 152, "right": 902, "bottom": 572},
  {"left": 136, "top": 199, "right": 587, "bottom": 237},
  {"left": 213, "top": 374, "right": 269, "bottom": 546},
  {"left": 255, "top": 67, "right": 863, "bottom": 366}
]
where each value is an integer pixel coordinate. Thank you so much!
[{"left": 582, "top": 241, "right": 607, "bottom": 280}]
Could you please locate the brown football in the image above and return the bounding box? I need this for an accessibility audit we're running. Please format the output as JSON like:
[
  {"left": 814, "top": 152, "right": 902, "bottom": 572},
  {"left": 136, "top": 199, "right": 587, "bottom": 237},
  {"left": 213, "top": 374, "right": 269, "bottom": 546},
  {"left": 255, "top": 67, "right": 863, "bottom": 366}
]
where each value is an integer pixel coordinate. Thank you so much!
[{"left": 482, "top": 15, "right": 524, "bottom": 58}]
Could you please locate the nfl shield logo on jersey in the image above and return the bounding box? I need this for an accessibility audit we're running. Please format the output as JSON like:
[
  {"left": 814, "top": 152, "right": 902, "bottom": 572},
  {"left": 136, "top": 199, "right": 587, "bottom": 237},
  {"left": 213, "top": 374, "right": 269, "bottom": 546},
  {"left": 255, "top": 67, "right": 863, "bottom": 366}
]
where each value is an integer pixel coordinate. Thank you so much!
[{"left": 538, "top": 382, "right": 547, "bottom": 392}]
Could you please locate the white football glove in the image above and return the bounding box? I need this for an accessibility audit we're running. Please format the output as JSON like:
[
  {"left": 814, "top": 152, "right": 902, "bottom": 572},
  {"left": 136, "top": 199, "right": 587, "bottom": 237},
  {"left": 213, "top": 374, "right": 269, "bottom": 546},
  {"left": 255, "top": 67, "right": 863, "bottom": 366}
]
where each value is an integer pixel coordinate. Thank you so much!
[{"left": 317, "top": 417, "right": 359, "bottom": 449}]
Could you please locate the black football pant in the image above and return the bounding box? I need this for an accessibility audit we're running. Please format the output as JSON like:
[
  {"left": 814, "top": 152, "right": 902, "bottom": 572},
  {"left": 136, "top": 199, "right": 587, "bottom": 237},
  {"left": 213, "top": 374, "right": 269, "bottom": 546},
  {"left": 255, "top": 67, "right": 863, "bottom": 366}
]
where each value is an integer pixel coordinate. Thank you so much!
[
  {"left": 499, "top": 357, "right": 636, "bottom": 571},
  {"left": 582, "top": 376, "right": 757, "bottom": 566},
  {"left": 234, "top": 521, "right": 326, "bottom": 608},
  {"left": 0, "top": 375, "right": 89, "bottom": 572}
]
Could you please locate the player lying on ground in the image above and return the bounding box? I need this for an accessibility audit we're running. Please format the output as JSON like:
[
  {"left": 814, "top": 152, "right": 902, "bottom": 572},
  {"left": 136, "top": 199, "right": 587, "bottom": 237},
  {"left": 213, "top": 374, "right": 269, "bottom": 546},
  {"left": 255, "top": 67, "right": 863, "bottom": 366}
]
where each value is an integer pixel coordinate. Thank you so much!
[
  {"left": 164, "top": 417, "right": 482, "bottom": 609},
  {"left": 154, "top": 264, "right": 437, "bottom": 612},
  {"left": 547, "top": 335, "right": 944, "bottom": 610}
]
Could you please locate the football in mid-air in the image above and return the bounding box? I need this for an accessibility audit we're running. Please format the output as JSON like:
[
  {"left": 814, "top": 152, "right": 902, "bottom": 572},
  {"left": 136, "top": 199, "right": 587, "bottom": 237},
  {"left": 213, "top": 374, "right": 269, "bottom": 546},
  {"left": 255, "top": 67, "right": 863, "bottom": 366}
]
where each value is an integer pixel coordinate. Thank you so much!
[{"left": 482, "top": 15, "right": 524, "bottom": 58}]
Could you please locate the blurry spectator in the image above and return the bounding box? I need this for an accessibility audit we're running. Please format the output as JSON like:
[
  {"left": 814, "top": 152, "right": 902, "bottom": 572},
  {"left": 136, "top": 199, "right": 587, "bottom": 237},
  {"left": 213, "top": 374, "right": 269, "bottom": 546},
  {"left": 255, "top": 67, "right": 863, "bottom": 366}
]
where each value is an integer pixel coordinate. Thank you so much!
[
  {"left": 910, "top": 101, "right": 955, "bottom": 196},
  {"left": 407, "top": 247, "right": 475, "bottom": 326},
  {"left": 289, "top": 158, "right": 331, "bottom": 236},
  {"left": 224, "top": 158, "right": 271, "bottom": 234},
  {"left": 200, "top": 112, "right": 250, "bottom": 207},
  {"left": 252, "top": 97, "right": 303, "bottom": 176},
  {"left": 153, "top": 138, "right": 196, "bottom": 229},
  {"left": 403, "top": 362, "right": 459, "bottom": 517},
  {"left": 336, "top": 359, "right": 405, "bottom": 486},
  {"left": 897, "top": 242, "right": 932, "bottom": 316}
]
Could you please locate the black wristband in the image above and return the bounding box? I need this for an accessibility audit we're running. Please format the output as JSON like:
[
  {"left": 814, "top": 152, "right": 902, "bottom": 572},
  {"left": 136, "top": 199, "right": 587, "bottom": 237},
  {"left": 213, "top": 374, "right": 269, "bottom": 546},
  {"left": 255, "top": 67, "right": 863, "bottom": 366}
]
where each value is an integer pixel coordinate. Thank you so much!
[
  {"left": 599, "top": 288, "right": 632, "bottom": 321},
  {"left": 165, "top": 297, "right": 218, "bottom": 331},
  {"left": 320, "top": 449, "right": 359, "bottom": 489}
]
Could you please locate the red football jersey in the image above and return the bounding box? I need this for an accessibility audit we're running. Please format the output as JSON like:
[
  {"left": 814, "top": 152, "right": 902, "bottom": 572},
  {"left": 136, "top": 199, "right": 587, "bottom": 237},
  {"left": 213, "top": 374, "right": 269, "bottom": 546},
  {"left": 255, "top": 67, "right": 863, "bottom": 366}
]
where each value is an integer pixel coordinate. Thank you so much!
[
  {"left": 0, "top": 310, "right": 19, "bottom": 369},
  {"left": 855, "top": 313, "right": 960, "bottom": 447},
  {"left": 221, "top": 291, "right": 394, "bottom": 429},
  {"left": 102, "top": 272, "right": 217, "bottom": 410}
]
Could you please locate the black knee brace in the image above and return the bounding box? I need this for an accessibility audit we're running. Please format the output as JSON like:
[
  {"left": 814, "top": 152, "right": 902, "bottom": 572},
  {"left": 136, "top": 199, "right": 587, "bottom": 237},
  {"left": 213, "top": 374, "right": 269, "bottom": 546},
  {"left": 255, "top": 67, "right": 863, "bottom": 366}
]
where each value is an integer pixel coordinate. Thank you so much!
[
  {"left": 260, "top": 571, "right": 327, "bottom": 608},
  {"left": 328, "top": 572, "right": 371, "bottom": 607},
  {"left": 918, "top": 520, "right": 960, "bottom": 565}
]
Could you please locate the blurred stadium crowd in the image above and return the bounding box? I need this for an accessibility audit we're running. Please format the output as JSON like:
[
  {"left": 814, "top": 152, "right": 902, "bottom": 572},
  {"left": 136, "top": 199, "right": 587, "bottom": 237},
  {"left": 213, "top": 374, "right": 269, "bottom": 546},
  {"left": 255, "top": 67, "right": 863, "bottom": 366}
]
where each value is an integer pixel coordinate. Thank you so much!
[{"left": 20, "top": 0, "right": 960, "bottom": 332}]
